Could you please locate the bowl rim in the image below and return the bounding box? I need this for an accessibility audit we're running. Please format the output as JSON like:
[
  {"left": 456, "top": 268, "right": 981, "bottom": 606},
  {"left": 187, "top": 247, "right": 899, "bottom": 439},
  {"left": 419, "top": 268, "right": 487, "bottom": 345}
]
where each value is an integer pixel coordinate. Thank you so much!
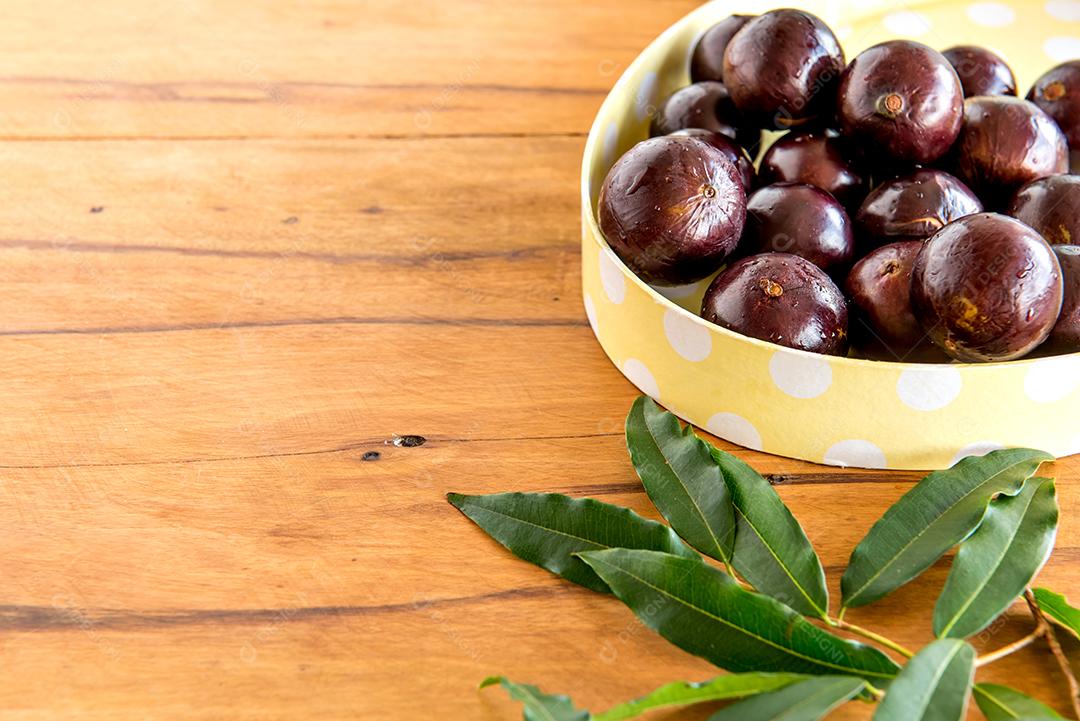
[{"left": 580, "top": 0, "right": 1080, "bottom": 372}]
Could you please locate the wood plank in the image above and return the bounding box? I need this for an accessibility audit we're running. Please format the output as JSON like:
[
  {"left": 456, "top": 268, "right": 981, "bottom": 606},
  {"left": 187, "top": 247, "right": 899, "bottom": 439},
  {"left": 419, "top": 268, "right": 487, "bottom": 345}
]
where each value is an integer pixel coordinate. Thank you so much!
[
  {"left": 1, "top": 597, "right": 1068, "bottom": 721},
  {"left": 0, "top": 135, "right": 588, "bottom": 333},
  {"left": 0, "top": 137, "right": 583, "bottom": 257},
  {"left": 3, "top": 432, "right": 1077, "bottom": 607},
  {"left": 0, "top": 0, "right": 699, "bottom": 139}
]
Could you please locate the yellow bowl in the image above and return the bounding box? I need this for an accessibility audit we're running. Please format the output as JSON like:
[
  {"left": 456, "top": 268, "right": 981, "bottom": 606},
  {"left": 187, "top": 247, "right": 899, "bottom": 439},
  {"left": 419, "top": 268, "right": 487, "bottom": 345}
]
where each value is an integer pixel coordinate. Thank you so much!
[{"left": 581, "top": 0, "right": 1080, "bottom": 470}]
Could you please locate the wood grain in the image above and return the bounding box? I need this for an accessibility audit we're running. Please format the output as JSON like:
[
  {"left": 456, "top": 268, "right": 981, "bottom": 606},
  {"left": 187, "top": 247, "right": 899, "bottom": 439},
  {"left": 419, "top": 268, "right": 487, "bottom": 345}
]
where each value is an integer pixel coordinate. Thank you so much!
[{"left": 0, "top": 1, "right": 1076, "bottom": 720}]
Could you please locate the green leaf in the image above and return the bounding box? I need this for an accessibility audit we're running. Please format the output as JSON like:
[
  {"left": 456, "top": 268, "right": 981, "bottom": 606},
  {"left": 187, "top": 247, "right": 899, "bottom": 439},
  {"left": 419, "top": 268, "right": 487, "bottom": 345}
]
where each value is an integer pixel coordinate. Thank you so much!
[
  {"left": 626, "top": 397, "right": 735, "bottom": 565},
  {"left": 841, "top": 449, "right": 1052, "bottom": 609},
  {"left": 934, "top": 477, "right": 1059, "bottom": 638},
  {"left": 707, "top": 676, "right": 867, "bottom": 721},
  {"left": 872, "top": 639, "right": 975, "bottom": 721},
  {"left": 710, "top": 445, "right": 829, "bottom": 619},
  {"left": 448, "top": 492, "right": 696, "bottom": 594},
  {"left": 973, "top": 683, "right": 1062, "bottom": 720},
  {"left": 577, "top": 549, "right": 900, "bottom": 682},
  {"left": 1034, "top": 588, "right": 1080, "bottom": 641},
  {"left": 479, "top": 677, "right": 589, "bottom": 721},
  {"left": 593, "top": 673, "right": 809, "bottom": 721}
]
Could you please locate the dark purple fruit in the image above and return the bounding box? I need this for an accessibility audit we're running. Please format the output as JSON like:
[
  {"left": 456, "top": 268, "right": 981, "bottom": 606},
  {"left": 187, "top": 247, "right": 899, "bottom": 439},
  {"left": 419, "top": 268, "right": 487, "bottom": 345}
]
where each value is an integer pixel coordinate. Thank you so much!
[
  {"left": 1008, "top": 174, "right": 1080, "bottom": 245},
  {"left": 758, "top": 131, "right": 866, "bottom": 208},
  {"left": 954, "top": 96, "right": 1068, "bottom": 208},
  {"left": 1028, "top": 61, "right": 1080, "bottom": 168},
  {"left": 1048, "top": 245, "right": 1080, "bottom": 352},
  {"left": 740, "top": 183, "right": 854, "bottom": 273},
  {"left": 690, "top": 15, "right": 754, "bottom": 83},
  {"left": 837, "top": 41, "right": 963, "bottom": 165},
  {"left": 855, "top": 169, "right": 982, "bottom": 247},
  {"left": 650, "top": 81, "right": 758, "bottom": 149},
  {"left": 942, "top": 45, "right": 1017, "bottom": 98},
  {"left": 845, "top": 241, "right": 925, "bottom": 354},
  {"left": 598, "top": 135, "right": 746, "bottom": 286},
  {"left": 722, "top": 9, "right": 844, "bottom": 130},
  {"left": 670, "top": 129, "right": 755, "bottom": 191},
  {"left": 911, "top": 213, "right": 1063, "bottom": 362},
  {"left": 701, "top": 252, "right": 849, "bottom": 355}
]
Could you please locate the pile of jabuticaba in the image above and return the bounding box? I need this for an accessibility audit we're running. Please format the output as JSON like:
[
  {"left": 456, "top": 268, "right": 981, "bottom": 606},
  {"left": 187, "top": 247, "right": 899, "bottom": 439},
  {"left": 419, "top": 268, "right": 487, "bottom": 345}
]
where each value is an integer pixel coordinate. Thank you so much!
[{"left": 598, "top": 9, "right": 1080, "bottom": 363}]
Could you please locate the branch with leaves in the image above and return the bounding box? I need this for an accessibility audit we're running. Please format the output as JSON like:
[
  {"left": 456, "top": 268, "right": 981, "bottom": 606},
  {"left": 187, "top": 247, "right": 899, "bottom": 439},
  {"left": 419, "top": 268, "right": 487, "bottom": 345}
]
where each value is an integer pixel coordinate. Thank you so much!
[{"left": 449, "top": 396, "right": 1079, "bottom": 721}]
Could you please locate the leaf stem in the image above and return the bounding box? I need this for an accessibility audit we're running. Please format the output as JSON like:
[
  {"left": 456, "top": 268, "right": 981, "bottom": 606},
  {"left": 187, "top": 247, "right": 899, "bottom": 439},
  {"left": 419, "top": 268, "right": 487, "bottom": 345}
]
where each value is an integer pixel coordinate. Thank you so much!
[
  {"left": 1025, "top": 589, "right": 1080, "bottom": 720},
  {"left": 975, "top": 627, "right": 1044, "bottom": 667},
  {"left": 722, "top": 562, "right": 755, "bottom": 590},
  {"left": 827, "top": 617, "right": 914, "bottom": 659}
]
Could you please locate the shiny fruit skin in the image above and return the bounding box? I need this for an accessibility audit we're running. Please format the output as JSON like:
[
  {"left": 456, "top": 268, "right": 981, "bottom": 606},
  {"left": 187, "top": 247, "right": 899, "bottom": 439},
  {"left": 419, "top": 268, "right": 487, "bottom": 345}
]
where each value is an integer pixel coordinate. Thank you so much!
[
  {"left": 598, "top": 136, "right": 747, "bottom": 286},
  {"left": 701, "top": 252, "right": 849, "bottom": 355},
  {"left": 942, "top": 45, "right": 1017, "bottom": 98},
  {"left": 911, "top": 213, "right": 1064, "bottom": 362},
  {"left": 855, "top": 169, "right": 982, "bottom": 247},
  {"left": 1048, "top": 245, "right": 1080, "bottom": 352},
  {"left": 1008, "top": 174, "right": 1080, "bottom": 246},
  {"left": 650, "top": 81, "right": 759, "bottom": 150},
  {"left": 758, "top": 130, "right": 866, "bottom": 208},
  {"left": 845, "top": 241, "right": 925, "bottom": 353},
  {"left": 740, "top": 183, "right": 854, "bottom": 273},
  {"left": 837, "top": 41, "right": 963, "bottom": 165},
  {"left": 1028, "top": 61, "right": 1080, "bottom": 167},
  {"left": 690, "top": 15, "right": 754, "bottom": 83},
  {"left": 959, "top": 95, "right": 1067, "bottom": 208},
  {"left": 722, "top": 9, "right": 844, "bottom": 130},
  {"left": 954, "top": 96, "right": 1069, "bottom": 208},
  {"left": 669, "top": 129, "right": 755, "bottom": 191}
]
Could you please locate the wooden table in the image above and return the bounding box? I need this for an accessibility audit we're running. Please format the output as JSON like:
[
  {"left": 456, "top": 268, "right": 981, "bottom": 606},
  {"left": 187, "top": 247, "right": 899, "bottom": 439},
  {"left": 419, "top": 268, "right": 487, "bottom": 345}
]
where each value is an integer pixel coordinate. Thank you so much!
[{"left": 1, "top": 1, "right": 1075, "bottom": 719}]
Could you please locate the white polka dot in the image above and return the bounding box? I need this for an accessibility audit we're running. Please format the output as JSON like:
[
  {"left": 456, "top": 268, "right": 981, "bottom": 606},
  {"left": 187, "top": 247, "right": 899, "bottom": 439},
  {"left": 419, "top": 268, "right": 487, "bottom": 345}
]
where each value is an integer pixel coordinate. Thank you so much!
[
  {"left": 663, "top": 309, "right": 712, "bottom": 362},
  {"left": 635, "top": 71, "right": 658, "bottom": 123},
  {"left": 769, "top": 351, "right": 832, "bottom": 399},
  {"left": 622, "top": 358, "right": 660, "bottom": 398},
  {"left": 882, "top": 10, "right": 932, "bottom": 36},
  {"left": 706, "top": 413, "right": 763, "bottom": 451},
  {"left": 652, "top": 281, "right": 702, "bottom": 301},
  {"left": 951, "top": 441, "right": 1005, "bottom": 467},
  {"left": 967, "top": 2, "right": 1015, "bottom": 26},
  {"left": 896, "top": 367, "right": 963, "bottom": 412},
  {"left": 599, "top": 248, "right": 627, "bottom": 304},
  {"left": 602, "top": 123, "right": 619, "bottom": 167},
  {"left": 835, "top": 24, "right": 854, "bottom": 41},
  {"left": 584, "top": 293, "right": 598, "bottom": 334},
  {"left": 1045, "top": 36, "right": 1080, "bottom": 62},
  {"left": 824, "top": 440, "right": 888, "bottom": 469},
  {"left": 1024, "top": 356, "right": 1080, "bottom": 403},
  {"left": 1047, "top": 0, "right": 1080, "bottom": 22}
]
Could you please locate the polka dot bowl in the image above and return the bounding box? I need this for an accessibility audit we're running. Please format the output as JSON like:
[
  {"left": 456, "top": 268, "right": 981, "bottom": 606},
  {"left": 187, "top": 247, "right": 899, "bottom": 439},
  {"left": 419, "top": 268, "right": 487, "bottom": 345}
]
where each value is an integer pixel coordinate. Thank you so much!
[{"left": 582, "top": 0, "right": 1080, "bottom": 469}]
